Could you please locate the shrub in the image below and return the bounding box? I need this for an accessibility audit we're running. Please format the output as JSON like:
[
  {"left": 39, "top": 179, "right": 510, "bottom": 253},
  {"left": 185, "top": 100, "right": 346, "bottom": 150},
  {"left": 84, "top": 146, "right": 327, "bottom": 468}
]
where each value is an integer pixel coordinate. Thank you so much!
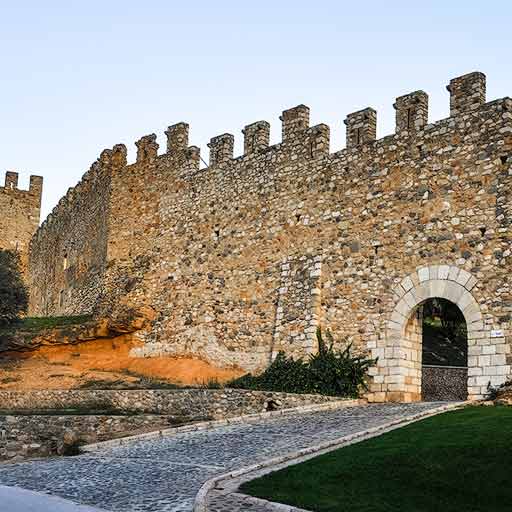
[
  {"left": 486, "top": 379, "right": 512, "bottom": 401},
  {"left": 198, "top": 378, "right": 224, "bottom": 389},
  {"left": 228, "top": 327, "right": 377, "bottom": 397},
  {"left": 0, "top": 250, "right": 28, "bottom": 326}
]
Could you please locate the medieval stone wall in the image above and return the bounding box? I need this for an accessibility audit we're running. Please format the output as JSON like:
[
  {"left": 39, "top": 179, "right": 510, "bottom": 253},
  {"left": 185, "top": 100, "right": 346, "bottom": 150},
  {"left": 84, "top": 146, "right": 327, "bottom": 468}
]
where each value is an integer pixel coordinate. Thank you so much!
[
  {"left": 26, "top": 71, "right": 512, "bottom": 400},
  {"left": 0, "top": 388, "right": 340, "bottom": 416},
  {"left": 28, "top": 153, "right": 112, "bottom": 316},
  {"left": 0, "top": 172, "right": 42, "bottom": 272}
]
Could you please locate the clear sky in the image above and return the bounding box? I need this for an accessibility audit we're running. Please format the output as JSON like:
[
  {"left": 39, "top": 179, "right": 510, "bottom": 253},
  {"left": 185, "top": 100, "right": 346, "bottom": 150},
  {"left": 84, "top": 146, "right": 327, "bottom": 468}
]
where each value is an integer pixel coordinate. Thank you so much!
[{"left": 1, "top": 1, "right": 511, "bottom": 219}]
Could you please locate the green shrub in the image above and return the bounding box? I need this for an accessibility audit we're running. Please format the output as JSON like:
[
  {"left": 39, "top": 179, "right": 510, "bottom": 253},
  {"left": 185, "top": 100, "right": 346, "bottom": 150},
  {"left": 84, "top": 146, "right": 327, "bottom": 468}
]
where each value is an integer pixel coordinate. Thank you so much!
[
  {"left": 198, "top": 377, "right": 224, "bottom": 389},
  {"left": 228, "top": 327, "right": 377, "bottom": 397},
  {"left": 486, "top": 379, "right": 512, "bottom": 400}
]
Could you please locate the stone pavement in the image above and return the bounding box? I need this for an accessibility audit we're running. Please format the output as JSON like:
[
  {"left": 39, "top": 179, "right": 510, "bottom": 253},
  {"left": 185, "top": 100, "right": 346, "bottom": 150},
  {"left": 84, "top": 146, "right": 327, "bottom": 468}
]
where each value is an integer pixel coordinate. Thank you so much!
[
  {"left": 0, "top": 402, "right": 449, "bottom": 512},
  {"left": 0, "top": 484, "right": 107, "bottom": 512}
]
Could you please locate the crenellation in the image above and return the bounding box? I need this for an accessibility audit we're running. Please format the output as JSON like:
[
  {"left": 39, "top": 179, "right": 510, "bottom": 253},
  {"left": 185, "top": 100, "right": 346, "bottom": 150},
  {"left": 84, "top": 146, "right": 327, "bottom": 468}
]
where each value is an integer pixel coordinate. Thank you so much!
[
  {"left": 99, "top": 148, "right": 113, "bottom": 166},
  {"left": 394, "top": 91, "right": 429, "bottom": 135},
  {"left": 0, "top": 171, "right": 42, "bottom": 272},
  {"left": 447, "top": 71, "right": 486, "bottom": 117},
  {"left": 135, "top": 134, "right": 159, "bottom": 163},
  {"left": 207, "top": 133, "right": 234, "bottom": 166},
  {"left": 5, "top": 171, "right": 19, "bottom": 189},
  {"left": 280, "top": 104, "right": 310, "bottom": 142},
  {"left": 344, "top": 107, "right": 377, "bottom": 149},
  {"left": 111, "top": 144, "right": 128, "bottom": 168},
  {"left": 306, "top": 124, "right": 330, "bottom": 157},
  {"left": 29, "top": 175, "right": 43, "bottom": 198},
  {"left": 165, "top": 123, "right": 189, "bottom": 153},
  {"left": 242, "top": 121, "right": 270, "bottom": 155}
]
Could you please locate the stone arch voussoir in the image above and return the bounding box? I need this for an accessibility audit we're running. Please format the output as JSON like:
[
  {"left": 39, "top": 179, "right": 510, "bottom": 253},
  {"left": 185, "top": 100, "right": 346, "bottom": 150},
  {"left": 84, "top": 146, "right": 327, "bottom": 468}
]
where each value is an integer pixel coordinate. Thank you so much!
[{"left": 367, "top": 264, "right": 510, "bottom": 403}]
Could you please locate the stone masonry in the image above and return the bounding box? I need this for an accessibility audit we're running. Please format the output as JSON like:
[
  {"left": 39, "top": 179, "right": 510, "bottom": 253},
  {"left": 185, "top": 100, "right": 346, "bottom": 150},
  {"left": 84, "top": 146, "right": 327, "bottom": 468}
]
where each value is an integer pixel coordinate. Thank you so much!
[
  {"left": 21, "top": 71, "right": 512, "bottom": 401},
  {"left": 0, "top": 389, "right": 341, "bottom": 462},
  {"left": 0, "top": 172, "right": 42, "bottom": 272}
]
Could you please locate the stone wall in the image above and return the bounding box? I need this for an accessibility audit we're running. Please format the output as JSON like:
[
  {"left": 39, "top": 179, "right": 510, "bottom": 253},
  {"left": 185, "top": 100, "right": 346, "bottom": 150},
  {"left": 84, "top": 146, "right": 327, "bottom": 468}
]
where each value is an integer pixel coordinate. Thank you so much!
[
  {"left": 28, "top": 151, "right": 115, "bottom": 316},
  {"left": 0, "top": 388, "right": 340, "bottom": 417},
  {"left": 0, "top": 389, "right": 343, "bottom": 462},
  {"left": 422, "top": 365, "right": 468, "bottom": 401},
  {"left": 26, "top": 71, "right": 512, "bottom": 401},
  {"left": 0, "top": 414, "right": 175, "bottom": 462},
  {"left": 0, "top": 172, "right": 42, "bottom": 272}
]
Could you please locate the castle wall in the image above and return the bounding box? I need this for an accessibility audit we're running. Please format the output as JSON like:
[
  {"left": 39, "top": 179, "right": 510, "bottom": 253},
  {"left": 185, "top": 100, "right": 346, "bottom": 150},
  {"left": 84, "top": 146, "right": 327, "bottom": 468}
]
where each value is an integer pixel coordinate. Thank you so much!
[
  {"left": 0, "top": 173, "right": 42, "bottom": 272},
  {"left": 28, "top": 155, "right": 112, "bottom": 316},
  {"left": 26, "top": 72, "right": 512, "bottom": 400},
  {"left": 107, "top": 74, "right": 512, "bottom": 398}
]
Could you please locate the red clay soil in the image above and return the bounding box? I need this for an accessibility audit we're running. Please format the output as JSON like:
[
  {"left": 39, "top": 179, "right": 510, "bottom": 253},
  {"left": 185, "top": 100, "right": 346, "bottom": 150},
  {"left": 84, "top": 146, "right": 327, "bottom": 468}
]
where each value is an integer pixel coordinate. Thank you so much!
[{"left": 0, "top": 335, "right": 244, "bottom": 390}]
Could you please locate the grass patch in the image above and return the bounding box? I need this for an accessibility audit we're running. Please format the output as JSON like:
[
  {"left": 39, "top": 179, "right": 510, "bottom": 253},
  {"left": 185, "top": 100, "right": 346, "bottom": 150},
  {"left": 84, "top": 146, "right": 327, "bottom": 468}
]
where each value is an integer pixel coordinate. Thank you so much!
[
  {"left": 0, "top": 375, "right": 21, "bottom": 384},
  {"left": 241, "top": 406, "right": 512, "bottom": 512},
  {"left": 16, "top": 315, "right": 92, "bottom": 331},
  {"left": 0, "top": 315, "right": 92, "bottom": 336},
  {"left": 0, "top": 408, "right": 136, "bottom": 416}
]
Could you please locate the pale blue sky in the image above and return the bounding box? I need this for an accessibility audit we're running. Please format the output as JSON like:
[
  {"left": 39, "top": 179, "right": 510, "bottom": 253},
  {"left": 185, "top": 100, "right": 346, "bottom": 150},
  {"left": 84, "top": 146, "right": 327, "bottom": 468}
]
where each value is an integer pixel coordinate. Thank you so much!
[{"left": 1, "top": 1, "right": 511, "bottom": 219}]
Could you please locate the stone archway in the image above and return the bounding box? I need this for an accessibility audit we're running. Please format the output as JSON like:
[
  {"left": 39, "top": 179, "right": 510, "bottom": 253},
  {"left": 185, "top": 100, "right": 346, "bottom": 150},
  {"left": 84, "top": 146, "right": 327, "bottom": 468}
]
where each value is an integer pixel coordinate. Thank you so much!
[
  {"left": 420, "top": 298, "right": 468, "bottom": 401},
  {"left": 367, "top": 264, "right": 510, "bottom": 402}
]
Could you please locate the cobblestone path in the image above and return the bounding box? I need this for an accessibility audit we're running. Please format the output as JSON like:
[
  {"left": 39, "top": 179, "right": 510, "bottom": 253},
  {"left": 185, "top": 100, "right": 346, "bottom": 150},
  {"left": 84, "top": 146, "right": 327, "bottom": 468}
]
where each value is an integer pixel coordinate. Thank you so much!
[{"left": 0, "top": 402, "right": 447, "bottom": 512}]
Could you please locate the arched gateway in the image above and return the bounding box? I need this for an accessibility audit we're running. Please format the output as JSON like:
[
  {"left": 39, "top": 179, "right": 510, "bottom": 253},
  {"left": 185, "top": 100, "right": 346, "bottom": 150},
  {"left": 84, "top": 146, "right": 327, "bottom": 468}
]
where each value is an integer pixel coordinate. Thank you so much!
[{"left": 367, "top": 265, "right": 510, "bottom": 402}]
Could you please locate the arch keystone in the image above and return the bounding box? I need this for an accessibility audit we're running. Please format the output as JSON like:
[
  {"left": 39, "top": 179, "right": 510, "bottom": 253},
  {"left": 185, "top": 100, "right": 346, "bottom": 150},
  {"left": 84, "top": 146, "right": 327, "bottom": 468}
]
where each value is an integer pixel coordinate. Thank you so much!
[{"left": 438, "top": 265, "right": 450, "bottom": 280}]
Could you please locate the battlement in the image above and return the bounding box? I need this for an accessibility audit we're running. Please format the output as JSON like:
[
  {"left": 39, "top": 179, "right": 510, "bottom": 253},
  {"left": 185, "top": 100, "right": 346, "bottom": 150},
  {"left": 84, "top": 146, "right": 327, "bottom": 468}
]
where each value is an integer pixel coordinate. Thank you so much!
[
  {"left": 344, "top": 108, "right": 377, "bottom": 148},
  {"left": 165, "top": 123, "right": 189, "bottom": 152},
  {"left": 31, "top": 148, "right": 113, "bottom": 246},
  {"left": 242, "top": 121, "right": 270, "bottom": 155},
  {"left": 30, "top": 71, "right": 510, "bottom": 251},
  {"left": 393, "top": 90, "right": 429, "bottom": 135},
  {"left": 280, "top": 104, "right": 310, "bottom": 141},
  {"left": 101, "top": 71, "right": 500, "bottom": 174},
  {"left": 1, "top": 171, "right": 43, "bottom": 198},
  {"left": 447, "top": 71, "right": 486, "bottom": 116},
  {"left": 0, "top": 171, "right": 43, "bottom": 271}
]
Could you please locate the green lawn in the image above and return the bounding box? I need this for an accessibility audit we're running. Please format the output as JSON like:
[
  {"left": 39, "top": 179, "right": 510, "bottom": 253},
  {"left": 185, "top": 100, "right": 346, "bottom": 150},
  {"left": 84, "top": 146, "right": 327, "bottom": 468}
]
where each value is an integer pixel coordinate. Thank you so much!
[
  {"left": 0, "top": 315, "right": 92, "bottom": 335},
  {"left": 241, "top": 407, "right": 512, "bottom": 512}
]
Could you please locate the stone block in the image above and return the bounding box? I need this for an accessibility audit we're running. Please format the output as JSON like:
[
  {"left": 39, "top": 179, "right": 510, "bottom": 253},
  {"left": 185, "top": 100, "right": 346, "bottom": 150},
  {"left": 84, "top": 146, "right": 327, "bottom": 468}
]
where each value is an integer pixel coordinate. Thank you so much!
[
  {"left": 457, "top": 292, "right": 474, "bottom": 312},
  {"left": 447, "top": 265, "right": 460, "bottom": 282},
  {"left": 429, "top": 279, "right": 447, "bottom": 298},
  {"left": 465, "top": 275, "right": 478, "bottom": 291},
  {"left": 438, "top": 265, "right": 450, "bottom": 280},
  {"left": 491, "top": 354, "right": 507, "bottom": 366},
  {"left": 394, "top": 299, "right": 410, "bottom": 317},
  {"left": 482, "top": 344, "right": 496, "bottom": 355},
  {"left": 417, "top": 267, "right": 429, "bottom": 282},
  {"left": 456, "top": 268, "right": 472, "bottom": 287},
  {"left": 401, "top": 275, "right": 415, "bottom": 291}
]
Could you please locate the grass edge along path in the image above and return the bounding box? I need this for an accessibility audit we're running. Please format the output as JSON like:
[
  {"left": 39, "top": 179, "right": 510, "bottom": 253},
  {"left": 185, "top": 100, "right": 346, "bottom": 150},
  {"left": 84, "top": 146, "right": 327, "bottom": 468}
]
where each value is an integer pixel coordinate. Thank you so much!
[{"left": 241, "top": 406, "right": 512, "bottom": 512}]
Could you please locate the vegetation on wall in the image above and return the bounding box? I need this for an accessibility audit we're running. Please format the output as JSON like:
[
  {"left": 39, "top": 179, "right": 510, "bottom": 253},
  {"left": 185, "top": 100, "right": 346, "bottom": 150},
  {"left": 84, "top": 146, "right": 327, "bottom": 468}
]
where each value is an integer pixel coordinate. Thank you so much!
[
  {"left": 228, "top": 328, "right": 377, "bottom": 397},
  {"left": 0, "top": 250, "right": 28, "bottom": 326}
]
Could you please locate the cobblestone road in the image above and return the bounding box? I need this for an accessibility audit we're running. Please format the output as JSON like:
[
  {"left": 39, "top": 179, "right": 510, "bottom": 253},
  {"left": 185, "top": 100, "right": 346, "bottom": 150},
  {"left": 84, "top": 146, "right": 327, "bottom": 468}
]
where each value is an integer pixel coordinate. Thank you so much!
[{"left": 0, "top": 402, "right": 447, "bottom": 512}]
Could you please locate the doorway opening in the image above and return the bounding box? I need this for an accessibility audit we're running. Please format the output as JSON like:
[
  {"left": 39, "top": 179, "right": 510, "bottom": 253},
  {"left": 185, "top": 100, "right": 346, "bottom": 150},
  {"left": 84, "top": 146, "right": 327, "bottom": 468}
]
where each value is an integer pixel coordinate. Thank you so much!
[{"left": 421, "top": 298, "right": 468, "bottom": 401}]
